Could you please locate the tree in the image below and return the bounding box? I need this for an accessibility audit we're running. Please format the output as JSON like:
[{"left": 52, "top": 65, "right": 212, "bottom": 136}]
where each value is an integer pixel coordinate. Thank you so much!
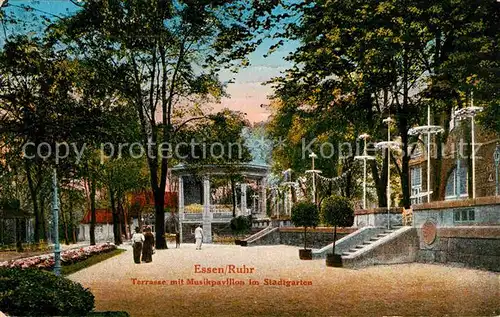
[
  {"left": 266, "top": 0, "right": 500, "bottom": 208},
  {"left": 52, "top": 0, "right": 276, "bottom": 249},
  {"left": 321, "top": 196, "right": 354, "bottom": 255},
  {"left": 291, "top": 201, "right": 319, "bottom": 251}
]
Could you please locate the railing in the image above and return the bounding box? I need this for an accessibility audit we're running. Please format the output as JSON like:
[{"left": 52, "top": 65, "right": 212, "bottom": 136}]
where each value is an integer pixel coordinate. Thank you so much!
[{"left": 181, "top": 205, "right": 234, "bottom": 222}]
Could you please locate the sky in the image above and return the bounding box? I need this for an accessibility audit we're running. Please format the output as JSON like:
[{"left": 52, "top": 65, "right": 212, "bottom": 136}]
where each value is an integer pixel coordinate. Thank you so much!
[{"left": 1, "top": 0, "right": 298, "bottom": 123}]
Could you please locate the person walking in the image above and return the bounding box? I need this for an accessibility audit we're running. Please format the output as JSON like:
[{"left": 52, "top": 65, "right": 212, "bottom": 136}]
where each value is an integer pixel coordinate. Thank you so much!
[
  {"left": 131, "top": 227, "right": 144, "bottom": 264},
  {"left": 142, "top": 227, "right": 155, "bottom": 263},
  {"left": 175, "top": 231, "right": 181, "bottom": 248},
  {"left": 194, "top": 225, "right": 203, "bottom": 250}
]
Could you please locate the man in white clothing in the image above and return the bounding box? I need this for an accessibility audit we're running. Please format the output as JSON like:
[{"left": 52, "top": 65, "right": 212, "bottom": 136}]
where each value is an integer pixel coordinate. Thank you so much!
[{"left": 194, "top": 225, "right": 203, "bottom": 250}]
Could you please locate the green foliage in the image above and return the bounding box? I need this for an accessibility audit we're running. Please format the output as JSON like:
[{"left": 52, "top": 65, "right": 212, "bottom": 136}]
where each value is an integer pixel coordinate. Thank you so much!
[
  {"left": 291, "top": 201, "right": 319, "bottom": 229},
  {"left": 0, "top": 268, "right": 95, "bottom": 316},
  {"left": 0, "top": 198, "right": 20, "bottom": 212},
  {"left": 266, "top": 0, "right": 499, "bottom": 207},
  {"left": 321, "top": 196, "right": 354, "bottom": 228},
  {"left": 230, "top": 215, "right": 252, "bottom": 233}
]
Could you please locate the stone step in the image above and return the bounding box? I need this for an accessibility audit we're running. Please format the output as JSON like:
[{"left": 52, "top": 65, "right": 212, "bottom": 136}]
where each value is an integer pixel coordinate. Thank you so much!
[
  {"left": 341, "top": 252, "right": 351, "bottom": 256},
  {"left": 354, "top": 245, "right": 364, "bottom": 249},
  {"left": 362, "top": 241, "right": 373, "bottom": 245},
  {"left": 348, "top": 248, "right": 359, "bottom": 253}
]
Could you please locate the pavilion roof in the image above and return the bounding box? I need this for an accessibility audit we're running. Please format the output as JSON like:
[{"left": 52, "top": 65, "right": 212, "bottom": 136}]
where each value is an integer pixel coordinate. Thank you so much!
[{"left": 170, "top": 163, "right": 269, "bottom": 177}]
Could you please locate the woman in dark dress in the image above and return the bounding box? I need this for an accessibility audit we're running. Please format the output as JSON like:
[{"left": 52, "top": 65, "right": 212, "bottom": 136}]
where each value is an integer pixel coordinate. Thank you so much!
[{"left": 142, "top": 227, "right": 155, "bottom": 263}]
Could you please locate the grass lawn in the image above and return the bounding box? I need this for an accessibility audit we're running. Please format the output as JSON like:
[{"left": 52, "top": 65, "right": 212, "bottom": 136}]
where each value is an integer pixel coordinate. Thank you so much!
[{"left": 62, "top": 248, "right": 126, "bottom": 276}]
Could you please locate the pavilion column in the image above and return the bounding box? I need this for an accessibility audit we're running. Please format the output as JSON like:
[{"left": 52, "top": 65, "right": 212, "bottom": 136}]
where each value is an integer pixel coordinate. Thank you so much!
[
  {"left": 260, "top": 178, "right": 267, "bottom": 218},
  {"left": 202, "top": 175, "right": 212, "bottom": 243},
  {"left": 241, "top": 183, "right": 247, "bottom": 216},
  {"left": 178, "top": 176, "right": 184, "bottom": 243}
]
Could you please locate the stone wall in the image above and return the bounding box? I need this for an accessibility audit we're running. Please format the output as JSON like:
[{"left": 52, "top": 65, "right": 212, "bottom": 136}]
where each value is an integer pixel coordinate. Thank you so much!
[
  {"left": 181, "top": 223, "right": 232, "bottom": 243},
  {"left": 413, "top": 199, "right": 500, "bottom": 271},
  {"left": 241, "top": 227, "right": 356, "bottom": 248},
  {"left": 78, "top": 224, "right": 114, "bottom": 243},
  {"left": 245, "top": 227, "right": 280, "bottom": 246},
  {"left": 278, "top": 228, "right": 354, "bottom": 249},
  {"left": 354, "top": 208, "right": 403, "bottom": 228},
  {"left": 416, "top": 227, "right": 500, "bottom": 272}
]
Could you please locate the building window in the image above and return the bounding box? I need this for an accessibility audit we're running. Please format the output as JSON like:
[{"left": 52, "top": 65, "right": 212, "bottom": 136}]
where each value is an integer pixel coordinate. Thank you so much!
[
  {"left": 411, "top": 167, "right": 422, "bottom": 205},
  {"left": 445, "top": 164, "right": 468, "bottom": 200},
  {"left": 454, "top": 208, "right": 475, "bottom": 223}
]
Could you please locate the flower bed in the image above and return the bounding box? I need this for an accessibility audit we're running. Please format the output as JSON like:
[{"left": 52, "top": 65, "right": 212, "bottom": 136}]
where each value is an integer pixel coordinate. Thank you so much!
[
  {"left": 0, "top": 243, "right": 117, "bottom": 270},
  {"left": 185, "top": 204, "right": 203, "bottom": 213}
]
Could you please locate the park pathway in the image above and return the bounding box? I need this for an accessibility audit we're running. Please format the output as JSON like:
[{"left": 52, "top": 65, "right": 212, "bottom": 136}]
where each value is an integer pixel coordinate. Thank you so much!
[{"left": 68, "top": 243, "right": 500, "bottom": 317}]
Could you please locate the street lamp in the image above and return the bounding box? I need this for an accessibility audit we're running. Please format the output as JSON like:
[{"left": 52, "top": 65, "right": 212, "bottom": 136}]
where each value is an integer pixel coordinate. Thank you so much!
[
  {"left": 408, "top": 105, "right": 444, "bottom": 203},
  {"left": 52, "top": 169, "right": 61, "bottom": 276},
  {"left": 376, "top": 117, "right": 400, "bottom": 229},
  {"left": 455, "top": 97, "right": 482, "bottom": 199},
  {"left": 355, "top": 133, "right": 376, "bottom": 209},
  {"left": 305, "top": 152, "right": 322, "bottom": 204}
]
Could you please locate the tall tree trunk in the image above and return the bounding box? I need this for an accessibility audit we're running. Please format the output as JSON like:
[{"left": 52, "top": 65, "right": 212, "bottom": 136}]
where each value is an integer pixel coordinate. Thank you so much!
[
  {"left": 68, "top": 198, "right": 76, "bottom": 244},
  {"left": 60, "top": 198, "right": 69, "bottom": 245},
  {"left": 90, "top": 172, "right": 96, "bottom": 246},
  {"left": 154, "top": 187, "right": 167, "bottom": 249},
  {"left": 110, "top": 188, "right": 122, "bottom": 245},
  {"left": 39, "top": 195, "right": 47, "bottom": 243},
  {"left": 370, "top": 156, "right": 388, "bottom": 207},
  {"left": 119, "top": 197, "right": 128, "bottom": 239},
  {"left": 400, "top": 127, "right": 411, "bottom": 208},
  {"left": 24, "top": 160, "right": 41, "bottom": 242},
  {"left": 16, "top": 218, "right": 23, "bottom": 252},
  {"left": 400, "top": 47, "right": 411, "bottom": 209}
]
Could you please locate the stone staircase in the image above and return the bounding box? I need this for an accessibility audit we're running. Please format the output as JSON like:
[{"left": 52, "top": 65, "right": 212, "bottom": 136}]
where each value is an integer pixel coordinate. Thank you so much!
[
  {"left": 341, "top": 228, "right": 398, "bottom": 257},
  {"left": 341, "top": 226, "right": 419, "bottom": 269},
  {"left": 241, "top": 225, "right": 278, "bottom": 246},
  {"left": 312, "top": 226, "right": 387, "bottom": 259}
]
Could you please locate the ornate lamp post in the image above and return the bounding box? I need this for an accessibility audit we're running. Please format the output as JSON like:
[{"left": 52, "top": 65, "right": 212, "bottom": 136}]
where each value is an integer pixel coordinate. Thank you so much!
[
  {"left": 52, "top": 169, "right": 61, "bottom": 276},
  {"left": 455, "top": 99, "right": 482, "bottom": 199},
  {"left": 408, "top": 105, "right": 444, "bottom": 203},
  {"left": 305, "top": 152, "right": 322, "bottom": 204},
  {"left": 376, "top": 117, "right": 400, "bottom": 229},
  {"left": 494, "top": 143, "right": 500, "bottom": 196},
  {"left": 355, "top": 133, "right": 376, "bottom": 209}
]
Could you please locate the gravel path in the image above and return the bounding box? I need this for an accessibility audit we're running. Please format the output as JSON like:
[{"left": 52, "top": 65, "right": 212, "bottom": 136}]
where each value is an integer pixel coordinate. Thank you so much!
[{"left": 68, "top": 243, "right": 500, "bottom": 317}]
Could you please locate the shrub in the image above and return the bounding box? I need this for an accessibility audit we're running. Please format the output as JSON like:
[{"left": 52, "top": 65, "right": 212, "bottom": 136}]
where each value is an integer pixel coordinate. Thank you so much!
[
  {"left": 0, "top": 268, "right": 95, "bottom": 316},
  {"left": 230, "top": 215, "right": 252, "bottom": 233},
  {"left": 291, "top": 201, "right": 319, "bottom": 250},
  {"left": 321, "top": 195, "right": 354, "bottom": 254}
]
